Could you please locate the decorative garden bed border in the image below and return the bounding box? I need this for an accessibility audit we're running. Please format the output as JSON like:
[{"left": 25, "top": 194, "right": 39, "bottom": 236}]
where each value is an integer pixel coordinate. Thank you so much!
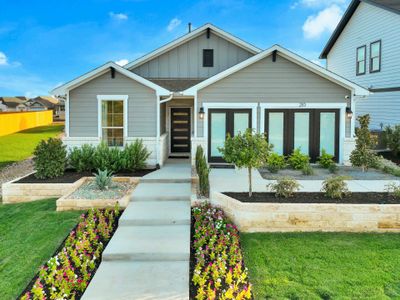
[
  {"left": 56, "top": 177, "right": 138, "bottom": 211},
  {"left": 2, "top": 173, "right": 85, "bottom": 204},
  {"left": 211, "top": 192, "right": 400, "bottom": 232}
]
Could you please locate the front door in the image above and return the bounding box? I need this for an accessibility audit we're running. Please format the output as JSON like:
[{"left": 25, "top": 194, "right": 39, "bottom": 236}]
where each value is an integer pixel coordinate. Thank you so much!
[
  {"left": 265, "top": 109, "right": 339, "bottom": 162},
  {"left": 170, "top": 108, "right": 191, "bottom": 153},
  {"left": 208, "top": 109, "right": 252, "bottom": 162}
]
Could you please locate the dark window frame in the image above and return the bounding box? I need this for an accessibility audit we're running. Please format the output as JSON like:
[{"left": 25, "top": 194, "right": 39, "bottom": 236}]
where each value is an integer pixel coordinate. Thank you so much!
[
  {"left": 356, "top": 45, "right": 366, "bottom": 76},
  {"left": 369, "top": 40, "right": 381, "bottom": 73},
  {"left": 203, "top": 49, "right": 214, "bottom": 67}
]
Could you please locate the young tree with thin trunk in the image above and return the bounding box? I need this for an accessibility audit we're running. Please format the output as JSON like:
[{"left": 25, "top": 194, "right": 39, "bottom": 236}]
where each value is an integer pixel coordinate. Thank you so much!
[{"left": 219, "top": 129, "right": 271, "bottom": 197}]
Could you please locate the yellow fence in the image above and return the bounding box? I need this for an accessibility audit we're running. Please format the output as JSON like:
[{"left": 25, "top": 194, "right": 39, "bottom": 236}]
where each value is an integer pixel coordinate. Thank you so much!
[{"left": 0, "top": 110, "right": 53, "bottom": 136}]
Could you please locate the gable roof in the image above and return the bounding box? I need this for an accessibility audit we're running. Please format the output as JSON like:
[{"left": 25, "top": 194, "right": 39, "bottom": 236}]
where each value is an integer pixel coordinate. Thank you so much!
[
  {"left": 51, "top": 62, "right": 170, "bottom": 95},
  {"left": 124, "top": 23, "right": 261, "bottom": 70},
  {"left": 320, "top": 0, "right": 400, "bottom": 59},
  {"left": 28, "top": 96, "right": 59, "bottom": 108},
  {"left": 184, "top": 44, "right": 370, "bottom": 96},
  {"left": 0, "top": 97, "right": 28, "bottom": 108}
]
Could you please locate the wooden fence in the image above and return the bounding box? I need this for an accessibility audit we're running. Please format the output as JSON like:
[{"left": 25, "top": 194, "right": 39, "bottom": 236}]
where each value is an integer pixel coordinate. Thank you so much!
[{"left": 0, "top": 110, "right": 53, "bottom": 136}]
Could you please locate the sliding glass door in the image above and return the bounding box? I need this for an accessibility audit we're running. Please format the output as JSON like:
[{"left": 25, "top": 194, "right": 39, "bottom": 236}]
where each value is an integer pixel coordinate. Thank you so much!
[
  {"left": 208, "top": 109, "right": 252, "bottom": 162},
  {"left": 265, "top": 109, "right": 339, "bottom": 162}
]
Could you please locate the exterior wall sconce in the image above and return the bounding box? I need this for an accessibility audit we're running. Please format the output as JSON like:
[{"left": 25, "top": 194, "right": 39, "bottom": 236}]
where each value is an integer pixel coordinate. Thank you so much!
[
  {"left": 199, "top": 107, "right": 205, "bottom": 119},
  {"left": 346, "top": 107, "right": 353, "bottom": 118}
]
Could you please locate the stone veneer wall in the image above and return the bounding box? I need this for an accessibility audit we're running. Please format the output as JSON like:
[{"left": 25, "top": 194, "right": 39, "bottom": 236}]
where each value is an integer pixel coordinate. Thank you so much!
[{"left": 211, "top": 192, "right": 400, "bottom": 232}]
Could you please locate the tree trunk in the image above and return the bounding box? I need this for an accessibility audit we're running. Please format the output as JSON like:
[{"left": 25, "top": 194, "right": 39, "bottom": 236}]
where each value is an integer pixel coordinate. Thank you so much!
[{"left": 248, "top": 167, "right": 252, "bottom": 197}]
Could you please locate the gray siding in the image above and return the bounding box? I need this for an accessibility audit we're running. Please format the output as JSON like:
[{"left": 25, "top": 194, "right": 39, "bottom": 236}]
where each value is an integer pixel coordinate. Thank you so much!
[
  {"left": 131, "top": 31, "right": 254, "bottom": 79},
  {"left": 69, "top": 71, "right": 157, "bottom": 137},
  {"left": 327, "top": 2, "right": 400, "bottom": 128},
  {"left": 198, "top": 53, "right": 351, "bottom": 137}
]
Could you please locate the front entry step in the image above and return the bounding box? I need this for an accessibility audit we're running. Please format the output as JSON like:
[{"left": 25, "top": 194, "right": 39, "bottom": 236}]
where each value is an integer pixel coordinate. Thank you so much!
[
  {"left": 131, "top": 182, "right": 191, "bottom": 202},
  {"left": 82, "top": 261, "right": 189, "bottom": 300},
  {"left": 119, "top": 201, "right": 191, "bottom": 226},
  {"left": 102, "top": 225, "right": 190, "bottom": 262}
]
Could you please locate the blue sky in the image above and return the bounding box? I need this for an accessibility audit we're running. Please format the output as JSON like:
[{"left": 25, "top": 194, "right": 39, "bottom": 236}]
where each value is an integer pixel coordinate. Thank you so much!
[{"left": 0, "top": 0, "right": 350, "bottom": 97}]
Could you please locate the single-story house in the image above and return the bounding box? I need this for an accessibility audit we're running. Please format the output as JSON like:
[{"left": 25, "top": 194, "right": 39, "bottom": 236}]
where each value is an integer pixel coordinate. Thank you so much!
[
  {"left": 0, "top": 97, "right": 28, "bottom": 112},
  {"left": 52, "top": 24, "right": 369, "bottom": 167},
  {"left": 26, "top": 96, "right": 65, "bottom": 119}
]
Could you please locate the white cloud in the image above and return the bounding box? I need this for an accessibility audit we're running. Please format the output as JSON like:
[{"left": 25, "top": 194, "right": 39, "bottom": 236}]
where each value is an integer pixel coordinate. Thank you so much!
[
  {"left": 292, "top": 0, "right": 347, "bottom": 9},
  {"left": 115, "top": 59, "right": 129, "bottom": 66},
  {"left": 0, "top": 51, "right": 8, "bottom": 65},
  {"left": 302, "top": 5, "right": 343, "bottom": 39},
  {"left": 167, "top": 18, "right": 182, "bottom": 32},
  {"left": 109, "top": 12, "right": 128, "bottom": 21}
]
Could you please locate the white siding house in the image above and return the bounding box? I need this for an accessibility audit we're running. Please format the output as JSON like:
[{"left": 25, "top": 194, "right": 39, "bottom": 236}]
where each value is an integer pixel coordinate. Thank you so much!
[{"left": 321, "top": 0, "right": 400, "bottom": 130}]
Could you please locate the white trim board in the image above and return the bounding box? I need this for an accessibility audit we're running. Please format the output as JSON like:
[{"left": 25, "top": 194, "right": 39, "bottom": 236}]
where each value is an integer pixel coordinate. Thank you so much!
[
  {"left": 183, "top": 45, "right": 370, "bottom": 97},
  {"left": 259, "top": 102, "right": 347, "bottom": 164},
  {"left": 97, "top": 95, "right": 129, "bottom": 146},
  {"left": 51, "top": 62, "right": 170, "bottom": 95},
  {"left": 124, "top": 23, "right": 261, "bottom": 70}
]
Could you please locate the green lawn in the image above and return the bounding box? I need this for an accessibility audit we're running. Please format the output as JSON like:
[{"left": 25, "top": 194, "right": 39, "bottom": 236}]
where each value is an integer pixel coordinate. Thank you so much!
[
  {"left": 0, "top": 124, "right": 64, "bottom": 169},
  {"left": 241, "top": 232, "right": 400, "bottom": 299},
  {"left": 0, "top": 199, "right": 82, "bottom": 300}
]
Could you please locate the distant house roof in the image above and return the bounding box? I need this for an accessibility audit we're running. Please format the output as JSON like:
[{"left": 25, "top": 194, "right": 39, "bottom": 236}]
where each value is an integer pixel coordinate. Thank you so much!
[
  {"left": 28, "top": 96, "right": 60, "bottom": 108},
  {"left": 320, "top": 0, "right": 400, "bottom": 59},
  {"left": 0, "top": 97, "right": 27, "bottom": 108}
]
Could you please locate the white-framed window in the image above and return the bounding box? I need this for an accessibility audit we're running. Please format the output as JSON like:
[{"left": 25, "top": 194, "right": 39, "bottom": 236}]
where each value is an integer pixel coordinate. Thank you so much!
[
  {"left": 356, "top": 45, "right": 366, "bottom": 75},
  {"left": 97, "top": 95, "right": 128, "bottom": 147},
  {"left": 370, "top": 40, "right": 381, "bottom": 73}
]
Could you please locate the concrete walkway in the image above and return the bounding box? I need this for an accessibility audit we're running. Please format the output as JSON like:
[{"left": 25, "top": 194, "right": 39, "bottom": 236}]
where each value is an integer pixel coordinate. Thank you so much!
[{"left": 83, "top": 160, "right": 191, "bottom": 300}]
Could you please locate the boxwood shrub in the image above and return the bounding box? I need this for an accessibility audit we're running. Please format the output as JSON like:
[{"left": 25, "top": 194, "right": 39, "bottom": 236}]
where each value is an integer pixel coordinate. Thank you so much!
[{"left": 33, "top": 138, "right": 67, "bottom": 179}]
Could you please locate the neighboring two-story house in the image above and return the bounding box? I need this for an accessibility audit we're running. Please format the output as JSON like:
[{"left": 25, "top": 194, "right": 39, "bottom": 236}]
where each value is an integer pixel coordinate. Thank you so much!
[
  {"left": 52, "top": 24, "right": 368, "bottom": 167},
  {"left": 320, "top": 0, "right": 400, "bottom": 131}
]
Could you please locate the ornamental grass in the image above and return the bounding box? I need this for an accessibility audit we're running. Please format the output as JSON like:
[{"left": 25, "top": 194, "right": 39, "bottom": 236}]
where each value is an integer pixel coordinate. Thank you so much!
[
  {"left": 20, "top": 205, "right": 121, "bottom": 300},
  {"left": 192, "top": 203, "right": 252, "bottom": 300}
]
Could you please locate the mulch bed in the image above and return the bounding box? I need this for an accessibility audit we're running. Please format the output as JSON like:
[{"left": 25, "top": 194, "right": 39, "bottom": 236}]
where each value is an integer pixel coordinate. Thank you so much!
[
  {"left": 17, "top": 209, "right": 123, "bottom": 300},
  {"left": 15, "top": 168, "right": 157, "bottom": 184},
  {"left": 224, "top": 192, "right": 400, "bottom": 204},
  {"left": 380, "top": 151, "right": 400, "bottom": 165}
]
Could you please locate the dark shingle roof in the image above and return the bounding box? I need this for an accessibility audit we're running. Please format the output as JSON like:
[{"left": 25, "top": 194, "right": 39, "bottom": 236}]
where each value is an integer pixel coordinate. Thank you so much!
[
  {"left": 320, "top": 0, "right": 400, "bottom": 59},
  {"left": 28, "top": 96, "right": 59, "bottom": 108},
  {"left": 0, "top": 97, "right": 27, "bottom": 108},
  {"left": 148, "top": 78, "right": 205, "bottom": 92}
]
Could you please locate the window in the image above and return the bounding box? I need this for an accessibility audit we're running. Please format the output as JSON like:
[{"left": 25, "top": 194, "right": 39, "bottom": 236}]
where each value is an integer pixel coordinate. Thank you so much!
[
  {"left": 370, "top": 40, "right": 381, "bottom": 73},
  {"left": 101, "top": 100, "right": 124, "bottom": 146},
  {"left": 356, "top": 45, "right": 366, "bottom": 75},
  {"left": 203, "top": 49, "right": 214, "bottom": 67}
]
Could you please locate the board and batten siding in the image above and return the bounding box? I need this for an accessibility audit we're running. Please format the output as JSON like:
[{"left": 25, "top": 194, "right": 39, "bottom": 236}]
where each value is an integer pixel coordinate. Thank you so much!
[
  {"left": 197, "top": 53, "right": 351, "bottom": 137},
  {"left": 69, "top": 70, "right": 157, "bottom": 137},
  {"left": 327, "top": 2, "right": 400, "bottom": 129},
  {"left": 131, "top": 31, "right": 254, "bottom": 79}
]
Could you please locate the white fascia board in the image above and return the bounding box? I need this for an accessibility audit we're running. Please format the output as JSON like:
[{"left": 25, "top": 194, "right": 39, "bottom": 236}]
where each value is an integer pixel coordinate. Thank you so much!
[
  {"left": 183, "top": 45, "right": 370, "bottom": 97},
  {"left": 51, "top": 62, "right": 170, "bottom": 95},
  {"left": 124, "top": 23, "right": 261, "bottom": 70}
]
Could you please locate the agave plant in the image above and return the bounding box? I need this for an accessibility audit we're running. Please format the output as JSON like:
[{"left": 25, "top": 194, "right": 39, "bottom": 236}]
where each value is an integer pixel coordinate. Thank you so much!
[{"left": 94, "top": 169, "right": 113, "bottom": 190}]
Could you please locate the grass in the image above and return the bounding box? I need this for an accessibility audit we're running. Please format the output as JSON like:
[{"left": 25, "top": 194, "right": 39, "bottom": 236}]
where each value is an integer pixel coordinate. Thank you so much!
[
  {"left": 241, "top": 232, "right": 400, "bottom": 299},
  {"left": 0, "top": 123, "right": 64, "bottom": 169},
  {"left": 0, "top": 199, "right": 82, "bottom": 300}
]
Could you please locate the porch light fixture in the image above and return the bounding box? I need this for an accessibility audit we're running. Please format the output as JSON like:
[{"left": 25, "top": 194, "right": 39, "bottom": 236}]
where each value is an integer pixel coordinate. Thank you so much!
[
  {"left": 199, "top": 107, "right": 205, "bottom": 119},
  {"left": 346, "top": 107, "right": 353, "bottom": 118}
]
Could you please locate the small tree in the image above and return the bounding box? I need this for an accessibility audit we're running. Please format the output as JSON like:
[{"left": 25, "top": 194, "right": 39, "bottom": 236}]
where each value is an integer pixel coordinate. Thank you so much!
[
  {"left": 219, "top": 129, "right": 271, "bottom": 197},
  {"left": 350, "top": 114, "right": 377, "bottom": 172}
]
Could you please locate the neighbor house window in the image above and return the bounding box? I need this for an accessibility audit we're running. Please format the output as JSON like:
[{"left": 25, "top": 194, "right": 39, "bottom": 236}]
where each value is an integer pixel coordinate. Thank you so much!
[
  {"left": 203, "top": 49, "right": 214, "bottom": 67},
  {"left": 101, "top": 100, "right": 124, "bottom": 146},
  {"left": 356, "top": 45, "right": 366, "bottom": 75},
  {"left": 370, "top": 40, "right": 381, "bottom": 73}
]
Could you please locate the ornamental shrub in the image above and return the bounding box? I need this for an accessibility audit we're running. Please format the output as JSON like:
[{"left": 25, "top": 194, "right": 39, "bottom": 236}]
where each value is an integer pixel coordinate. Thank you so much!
[
  {"left": 288, "top": 148, "right": 310, "bottom": 170},
  {"left": 268, "top": 176, "right": 301, "bottom": 198},
  {"left": 195, "top": 145, "right": 204, "bottom": 174},
  {"left": 196, "top": 147, "right": 210, "bottom": 197},
  {"left": 94, "top": 169, "right": 113, "bottom": 190},
  {"left": 385, "top": 182, "right": 400, "bottom": 199},
  {"left": 266, "top": 153, "right": 286, "bottom": 173},
  {"left": 328, "top": 163, "right": 339, "bottom": 174},
  {"left": 318, "top": 149, "right": 335, "bottom": 168},
  {"left": 123, "top": 139, "right": 151, "bottom": 171},
  {"left": 302, "top": 164, "right": 314, "bottom": 176},
  {"left": 321, "top": 176, "right": 350, "bottom": 199},
  {"left": 33, "top": 138, "right": 67, "bottom": 179},
  {"left": 383, "top": 125, "right": 400, "bottom": 157},
  {"left": 92, "top": 141, "right": 125, "bottom": 173},
  {"left": 219, "top": 129, "right": 271, "bottom": 197},
  {"left": 68, "top": 144, "right": 96, "bottom": 172},
  {"left": 350, "top": 114, "right": 377, "bottom": 172}
]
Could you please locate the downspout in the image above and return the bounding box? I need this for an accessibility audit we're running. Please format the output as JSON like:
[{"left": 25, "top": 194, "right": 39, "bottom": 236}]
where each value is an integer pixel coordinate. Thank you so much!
[{"left": 157, "top": 93, "right": 173, "bottom": 167}]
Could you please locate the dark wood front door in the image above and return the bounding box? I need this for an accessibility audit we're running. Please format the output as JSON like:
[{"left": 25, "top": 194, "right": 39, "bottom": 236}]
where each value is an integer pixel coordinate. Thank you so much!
[{"left": 171, "top": 108, "right": 191, "bottom": 153}]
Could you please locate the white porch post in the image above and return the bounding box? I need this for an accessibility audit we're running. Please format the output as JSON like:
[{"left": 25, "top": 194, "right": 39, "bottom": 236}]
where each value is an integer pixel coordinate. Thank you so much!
[{"left": 156, "top": 93, "right": 160, "bottom": 167}]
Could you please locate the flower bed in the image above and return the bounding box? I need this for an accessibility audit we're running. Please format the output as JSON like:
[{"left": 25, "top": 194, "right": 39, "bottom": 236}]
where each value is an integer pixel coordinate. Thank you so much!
[
  {"left": 191, "top": 203, "right": 252, "bottom": 300},
  {"left": 19, "top": 206, "right": 122, "bottom": 300}
]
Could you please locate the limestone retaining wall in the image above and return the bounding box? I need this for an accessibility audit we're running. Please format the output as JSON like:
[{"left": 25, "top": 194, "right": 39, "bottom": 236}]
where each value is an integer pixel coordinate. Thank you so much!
[{"left": 211, "top": 192, "right": 400, "bottom": 232}]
